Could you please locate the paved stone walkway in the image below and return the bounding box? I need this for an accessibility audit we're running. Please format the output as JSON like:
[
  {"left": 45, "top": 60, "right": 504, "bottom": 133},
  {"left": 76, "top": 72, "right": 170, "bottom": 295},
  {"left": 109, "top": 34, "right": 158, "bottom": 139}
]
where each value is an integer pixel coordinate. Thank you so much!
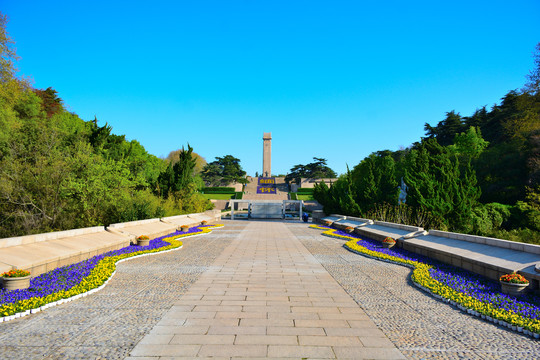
[
  {"left": 0, "top": 223, "right": 240, "bottom": 359},
  {"left": 1, "top": 220, "right": 539, "bottom": 359},
  {"left": 291, "top": 223, "right": 540, "bottom": 359},
  {"left": 128, "top": 221, "right": 403, "bottom": 359}
]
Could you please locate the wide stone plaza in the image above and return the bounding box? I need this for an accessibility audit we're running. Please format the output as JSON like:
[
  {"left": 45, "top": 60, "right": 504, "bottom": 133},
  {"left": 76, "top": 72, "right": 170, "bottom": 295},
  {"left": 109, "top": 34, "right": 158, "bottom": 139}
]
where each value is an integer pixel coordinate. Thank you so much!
[{"left": 1, "top": 220, "right": 538, "bottom": 359}]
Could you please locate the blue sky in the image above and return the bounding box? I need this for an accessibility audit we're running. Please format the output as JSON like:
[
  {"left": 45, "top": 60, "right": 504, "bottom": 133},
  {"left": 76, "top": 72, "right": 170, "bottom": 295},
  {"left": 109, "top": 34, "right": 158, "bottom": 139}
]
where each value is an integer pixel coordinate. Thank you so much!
[{"left": 3, "top": 1, "right": 539, "bottom": 176}]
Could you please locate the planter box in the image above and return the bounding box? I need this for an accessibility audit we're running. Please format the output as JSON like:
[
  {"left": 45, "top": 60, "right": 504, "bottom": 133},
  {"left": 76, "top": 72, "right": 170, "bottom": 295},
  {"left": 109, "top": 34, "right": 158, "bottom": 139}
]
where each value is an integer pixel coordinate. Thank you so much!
[
  {"left": 136, "top": 239, "right": 150, "bottom": 246},
  {"left": 2, "top": 275, "right": 31, "bottom": 291},
  {"left": 500, "top": 281, "right": 529, "bottom": 297}
]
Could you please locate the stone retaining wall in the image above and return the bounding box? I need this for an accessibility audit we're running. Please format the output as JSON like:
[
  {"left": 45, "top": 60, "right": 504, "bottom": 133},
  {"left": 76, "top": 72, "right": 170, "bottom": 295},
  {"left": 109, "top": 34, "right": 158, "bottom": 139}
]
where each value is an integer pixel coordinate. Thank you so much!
[
  {"left": 429, "top": 230, "right": 540, "bottom": 255},
  {"left": 0, "top": 210, "right": 222, "bottom": 279},
  {"left": 317, "top": 213, "right": 540, "bottom": 289}
]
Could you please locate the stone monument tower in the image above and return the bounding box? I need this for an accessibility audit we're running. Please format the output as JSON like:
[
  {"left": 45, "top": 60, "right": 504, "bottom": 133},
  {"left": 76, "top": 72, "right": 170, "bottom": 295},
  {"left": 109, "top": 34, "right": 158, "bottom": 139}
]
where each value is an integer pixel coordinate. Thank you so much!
[{"left": 262, "top": 132, "right": 272, "bottom": 177}]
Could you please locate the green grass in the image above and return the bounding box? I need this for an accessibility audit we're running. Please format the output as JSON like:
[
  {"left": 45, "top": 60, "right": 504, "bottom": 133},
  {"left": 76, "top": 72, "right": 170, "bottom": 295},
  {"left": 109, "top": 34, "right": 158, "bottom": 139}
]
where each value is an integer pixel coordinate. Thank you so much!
[
  {"left": 202, "top": 193, "right": 235, "bottom": 200},
  {"left": 297, "top": 194, "right": 314, "bottom": 201}
]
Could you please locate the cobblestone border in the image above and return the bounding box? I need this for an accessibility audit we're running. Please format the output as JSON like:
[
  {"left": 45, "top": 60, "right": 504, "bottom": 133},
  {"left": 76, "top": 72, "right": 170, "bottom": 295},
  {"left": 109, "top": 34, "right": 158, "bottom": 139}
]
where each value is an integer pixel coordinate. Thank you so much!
[
  {"left": 0, "top": 225, "right": 223, "bottom": 323},
  {"left": 343, "top": 243, "right": 540, "bottom": 340},
  {"left": 344, "top": 244, "right": 540, "bottom": 339},
  {"left": 309, "top": 225, "right": 540, "bottom": 340}
]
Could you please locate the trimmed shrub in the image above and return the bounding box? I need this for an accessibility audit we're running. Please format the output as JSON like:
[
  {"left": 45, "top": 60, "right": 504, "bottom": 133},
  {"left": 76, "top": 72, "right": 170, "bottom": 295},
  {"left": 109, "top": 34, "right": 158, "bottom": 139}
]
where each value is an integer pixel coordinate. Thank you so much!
[{"left": 203, "top": 187, "right": 236, "bottom": 194}]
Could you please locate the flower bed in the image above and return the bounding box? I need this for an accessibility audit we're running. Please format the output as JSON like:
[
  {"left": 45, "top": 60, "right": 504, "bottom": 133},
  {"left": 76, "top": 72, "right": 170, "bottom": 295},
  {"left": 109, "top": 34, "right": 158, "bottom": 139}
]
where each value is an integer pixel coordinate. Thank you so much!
[
  {"left": 0, "top": 224, "right": 223, "bottom": 322},
  {"left": 256, "top": 186, "right": 276, "bottom": 194},
  {"left": 309, "top": 224, "right": 540, "bottom": 337}
]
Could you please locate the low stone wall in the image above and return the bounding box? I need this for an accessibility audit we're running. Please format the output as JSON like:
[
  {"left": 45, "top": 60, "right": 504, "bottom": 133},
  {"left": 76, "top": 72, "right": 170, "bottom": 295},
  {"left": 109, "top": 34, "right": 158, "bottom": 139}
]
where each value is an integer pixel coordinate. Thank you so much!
[
  {"left": 0, "top": 227, "right": 131, "bottom": 277},
  {"left": 319, "top": 213, "right": 540, "bottom": 289},
  {"left": 353, "top": 224, "right": 414, "bottom": 242},
  {"left": 211, "top": 199, "right": 229, "bottom": 211},
  {"left": 0, "top": 210, "right": 222, "bottom": 280},
  {"left": 429, "top": 230, "right": 540, "bottom": 255},
  {"left": 373, "top": 221, "right": 423, "bottom": 233},
  {"left": 311, "top": 210, "right": 325, "bottom": 223},
  {"left": 0, "top": 226, "right": 106, "bottom": 249},
  {"left": 108, "top": 218, "right": 178, "bottom": 240}
]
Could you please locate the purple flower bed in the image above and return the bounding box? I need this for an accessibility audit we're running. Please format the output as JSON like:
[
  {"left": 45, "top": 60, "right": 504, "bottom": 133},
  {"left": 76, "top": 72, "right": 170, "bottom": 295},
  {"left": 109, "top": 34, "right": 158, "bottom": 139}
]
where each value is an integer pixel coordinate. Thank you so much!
[
  {"left": 256, "top": 186, "right": 276, "bottom": 194},
  {"left": 329, "top": 227, "right": 540, "bottom": 321},
  {"left": 0, "top": 227, "right": 204, "bottom": 307},
  {"left": 258, "top": 177, "right": 275, "bottom": 185}
]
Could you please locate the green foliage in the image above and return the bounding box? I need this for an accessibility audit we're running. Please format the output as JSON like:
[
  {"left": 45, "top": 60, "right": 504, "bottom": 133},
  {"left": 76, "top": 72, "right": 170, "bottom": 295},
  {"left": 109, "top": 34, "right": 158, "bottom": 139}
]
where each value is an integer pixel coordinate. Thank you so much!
[
  {"left": 470, "top": 203, "right": 512, "bottom": 235},
  {"left": 365, "top": 203, "right": 446, "bottom": 230},
  {"left": 202, "top": 155, "right": 246, "bottom": 186},
  {"left": 424, "top": 110, "right": 464, "bottom": 146},
  {"left": 285, "top": 157, "right": 337, "bottom": 184},
  {"left": 296, "top": 188, "right": 314, "bottom": 194},
  {"left": 165, "top": 148, "right": 206, "bottom": 174},
  {"left": 404, "top": 139, "right": 480, "bottom": 231},
  {"left": 351, "top": 154, "right": 399, "bottom": 212},
  {"left": 202, "top": 187, "right": 236, "bottom": 193},
  {"left": 313, "top": 172, "right": 361, "bottom": 216},
  {"left": 449, "top": 126, "right": 489, "bottom": 160},
  {"left": 523, "top": 42, "right": 540, "bottom": 95},
  {"left": 0, "top": 14, "right": 212, "bottom": 237},
  {"left": 202, "top": 193, "right": 235, "bottom": 200},
  {"left": 289, "top": 192, "right": 298, "bottom": 200}
]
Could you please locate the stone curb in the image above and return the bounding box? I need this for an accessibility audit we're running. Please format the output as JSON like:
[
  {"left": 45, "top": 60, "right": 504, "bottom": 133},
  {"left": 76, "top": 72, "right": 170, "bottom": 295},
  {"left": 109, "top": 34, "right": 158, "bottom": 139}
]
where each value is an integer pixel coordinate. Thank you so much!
[
  {"left": 342, "top": 244, "right": 540, "bottom": 340},
  {"left": 0, "top": 229, "right": 220, "bottom": 324}
]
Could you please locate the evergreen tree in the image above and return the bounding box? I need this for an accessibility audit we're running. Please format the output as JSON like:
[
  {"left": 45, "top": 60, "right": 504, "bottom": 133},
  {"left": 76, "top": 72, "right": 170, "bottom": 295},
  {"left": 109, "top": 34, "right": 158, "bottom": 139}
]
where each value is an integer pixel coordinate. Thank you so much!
[
  {"left": 201, "top": 155, "right": 246, "bottom": 186},
  {"left": 172, "top": 144, "right": 197, "bottom": 192},
  {"left": 285, "top": 158, "right": 337, "bottom": 184},
  {"left": 404, "top": 139, "right": 480, "bottom": 230}
]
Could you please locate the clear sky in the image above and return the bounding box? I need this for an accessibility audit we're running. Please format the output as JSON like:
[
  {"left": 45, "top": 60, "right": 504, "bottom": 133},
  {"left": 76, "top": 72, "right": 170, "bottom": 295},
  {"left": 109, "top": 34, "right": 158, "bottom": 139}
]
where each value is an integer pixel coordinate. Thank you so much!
[{"left": 3, "top": 1, "right": 539, "bottom": 176}]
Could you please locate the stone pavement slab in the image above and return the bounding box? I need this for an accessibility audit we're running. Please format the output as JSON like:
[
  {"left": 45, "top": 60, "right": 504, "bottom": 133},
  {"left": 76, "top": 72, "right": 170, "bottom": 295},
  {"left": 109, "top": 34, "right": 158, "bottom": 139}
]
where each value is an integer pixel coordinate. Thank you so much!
[
  {"left": 129, "top": 221, "right": 405, "bottom": 359},
  {"left": 292, "top": 222, "right": 540, "bottom": 359}
]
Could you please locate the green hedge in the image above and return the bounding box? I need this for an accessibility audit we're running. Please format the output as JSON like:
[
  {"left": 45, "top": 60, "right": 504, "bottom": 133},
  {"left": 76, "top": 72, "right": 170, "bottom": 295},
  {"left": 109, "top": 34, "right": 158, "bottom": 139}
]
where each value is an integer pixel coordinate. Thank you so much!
[
  {"left": 297, "top": 188, "right": 314, "bottom": 194},
  {"left": 203, "top": 187, "right": 236, "bottom": 194},
  {"left": 235, "top": 192, "right": 243, "bottom": 199},
  {"left": 289, "top": 193, "right": 298, "bottom": 200}
]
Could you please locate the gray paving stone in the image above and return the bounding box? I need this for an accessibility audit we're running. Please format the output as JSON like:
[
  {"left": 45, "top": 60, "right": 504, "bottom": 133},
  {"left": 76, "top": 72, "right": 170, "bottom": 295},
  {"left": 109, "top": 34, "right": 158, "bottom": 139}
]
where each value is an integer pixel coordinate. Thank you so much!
[
  {"left": 0, "top": 224, "right": 238, "bottom": 359},
  {"left": 4, "top": 220, "right": 537, "bottom": 359},
  {"left": 291, "top": 223, "right": 540, "bottom": 359}
]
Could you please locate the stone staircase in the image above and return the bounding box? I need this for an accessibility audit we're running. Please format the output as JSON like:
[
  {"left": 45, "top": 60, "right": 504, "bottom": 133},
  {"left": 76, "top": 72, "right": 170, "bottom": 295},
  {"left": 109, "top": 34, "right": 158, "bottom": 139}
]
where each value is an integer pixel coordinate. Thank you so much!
[{"left": 243, "top": 177, "right": 289, "bottom": 200}]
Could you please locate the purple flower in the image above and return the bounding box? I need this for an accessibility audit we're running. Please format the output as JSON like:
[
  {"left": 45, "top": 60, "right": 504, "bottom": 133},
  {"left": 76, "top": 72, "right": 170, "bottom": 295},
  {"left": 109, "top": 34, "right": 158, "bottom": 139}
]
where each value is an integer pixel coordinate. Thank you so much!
[{"left": 0, "top": 226, "right": 205, "bottom": 306}]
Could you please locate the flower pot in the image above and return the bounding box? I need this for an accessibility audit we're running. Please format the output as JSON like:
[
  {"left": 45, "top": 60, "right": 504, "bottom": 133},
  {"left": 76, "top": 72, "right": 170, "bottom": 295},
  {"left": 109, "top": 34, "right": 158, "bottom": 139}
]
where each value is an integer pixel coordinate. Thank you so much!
[
  {"left": 500, "top": 281, "right": 528, "bottom": 297},
  {"left": 181, "top": 227, "right": 189, "bottom": 232},
  {"left": 137, "top": 238, "right": 150, "bottom": 246},
  {"left": 2, "top": 275, "right": 31, "bottom": 291},
  {"left": 382, "top": 242, "right": 395, "bottom": 249},
  {"left": 344, "top": 227, "right": 354, "bottom": 233}
]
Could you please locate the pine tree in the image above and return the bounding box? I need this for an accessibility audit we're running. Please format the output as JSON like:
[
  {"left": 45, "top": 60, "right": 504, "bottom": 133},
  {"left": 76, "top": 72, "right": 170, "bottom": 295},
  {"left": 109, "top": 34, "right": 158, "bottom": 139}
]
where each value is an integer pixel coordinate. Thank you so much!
[{"left": 404, "top": 139, "right": 480, "bottom": 230}]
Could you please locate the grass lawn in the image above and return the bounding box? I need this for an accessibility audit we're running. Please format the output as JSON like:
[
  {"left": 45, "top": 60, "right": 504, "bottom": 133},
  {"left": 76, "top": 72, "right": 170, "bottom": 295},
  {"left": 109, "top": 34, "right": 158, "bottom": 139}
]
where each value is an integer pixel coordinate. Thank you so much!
[
  {"left": 202, "top": 193, "right": 235, "bottom": 200},
  {"left": 297, "top": 194, "right": 314, "bottom": 201}
]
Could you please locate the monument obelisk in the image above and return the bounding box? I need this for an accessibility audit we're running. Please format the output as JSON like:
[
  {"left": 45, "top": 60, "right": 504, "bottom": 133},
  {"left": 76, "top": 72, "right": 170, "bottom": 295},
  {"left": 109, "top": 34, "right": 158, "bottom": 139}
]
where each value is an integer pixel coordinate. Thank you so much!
[{"left": 262, "top": 132, "right": 271, "bottom": 177}]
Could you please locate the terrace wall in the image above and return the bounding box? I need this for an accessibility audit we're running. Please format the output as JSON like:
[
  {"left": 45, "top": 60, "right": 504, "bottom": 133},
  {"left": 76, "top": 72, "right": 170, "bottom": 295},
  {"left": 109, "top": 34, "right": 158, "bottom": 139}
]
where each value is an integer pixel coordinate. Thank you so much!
[
  {"left": 317, "top": 213, "right": 540, "bottom": 290},
  {"left": 0, "top": 210, "right": 222, "bottom": 281}
]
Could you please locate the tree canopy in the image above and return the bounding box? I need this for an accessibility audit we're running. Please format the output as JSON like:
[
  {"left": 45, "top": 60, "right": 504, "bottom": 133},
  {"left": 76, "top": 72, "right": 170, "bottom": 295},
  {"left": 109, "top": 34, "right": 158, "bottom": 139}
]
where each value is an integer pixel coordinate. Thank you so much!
[
  {"left": 285, "top": 157, "right": 337, "bottom": 184},
  {"left": 314, "top": 42, "right": 540, "bottom": 243},
  {"left": 0, "top": 14, "right": 212, "bottom": 237},
  {"left": 201, "top": 155, "right": 246, "bottom": 186}
]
